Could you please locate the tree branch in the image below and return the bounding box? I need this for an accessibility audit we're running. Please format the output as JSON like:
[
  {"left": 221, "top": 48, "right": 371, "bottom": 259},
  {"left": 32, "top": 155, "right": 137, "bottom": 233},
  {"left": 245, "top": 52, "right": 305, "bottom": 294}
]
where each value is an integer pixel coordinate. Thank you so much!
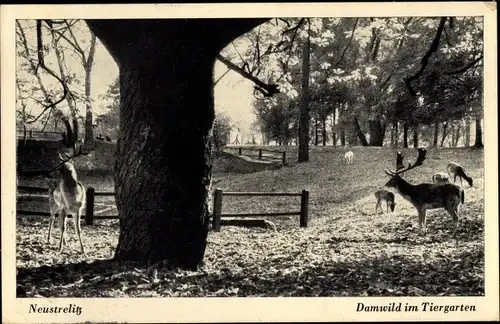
[
  {"left": 404, "top": 17, "right": 447, "bottom": 96},
  {"left": 444, "top": 55, "right": 483, "bottom": 75},
  {"left": 216, "top": 54, "right": 279, "bottom": 97},
  {"left": 335, "top": 18, "right": 358, "bottom": 65}
]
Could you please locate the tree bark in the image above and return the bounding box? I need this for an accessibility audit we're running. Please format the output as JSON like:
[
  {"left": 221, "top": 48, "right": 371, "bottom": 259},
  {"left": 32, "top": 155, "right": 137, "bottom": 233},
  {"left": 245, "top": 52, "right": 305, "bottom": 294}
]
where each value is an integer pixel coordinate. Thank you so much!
[
  {"left": 412, "top": 124, "right": 419, "bottom": 148},
  {"left": 454, "top": 125, "right": 461, "bottom": 147},
  {"left": 433, "top": 122, "right": 439, "bottom": 148},
  {"left": 474, "top": 118, "right": 483, "bottom": 148},
  {"left": 314, "top": 118, "right": 319, "bottom": 146},
  {"left": 86, "top": 18, "right": 266, "bottom": 268},
  {"left": 441, "top": 121, "right": 449, "bottom": 147},
  {"left": 84, "top": 34, "right": 97, "bottom": 150},
  {"left": 353, "top": 116, "right": 368, "bottom": 146},
  {"left": 331, "top": 111, "right": 336, "bottom": 147},
  {"left": 322, "top": 118, "right": 327, "bottom": 146},
  {"left": 298, "top": 32, "right": 311, "bottom": 162},
  {"left": 368, "top": 119, "right": 385, "bottom": 146},
  {"left": 403, "top": 123, "right": 408, "bottom": 148}
]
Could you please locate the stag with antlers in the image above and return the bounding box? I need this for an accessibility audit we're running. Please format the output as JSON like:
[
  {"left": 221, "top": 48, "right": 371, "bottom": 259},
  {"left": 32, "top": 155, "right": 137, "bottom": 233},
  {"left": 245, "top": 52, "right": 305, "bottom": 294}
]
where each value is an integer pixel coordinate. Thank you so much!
[
  {"left": 47, "top": 150, "right": 86, "bottom": 253},
  {"left": 384, "top": 148, "right": 465, "bottom": 237}
]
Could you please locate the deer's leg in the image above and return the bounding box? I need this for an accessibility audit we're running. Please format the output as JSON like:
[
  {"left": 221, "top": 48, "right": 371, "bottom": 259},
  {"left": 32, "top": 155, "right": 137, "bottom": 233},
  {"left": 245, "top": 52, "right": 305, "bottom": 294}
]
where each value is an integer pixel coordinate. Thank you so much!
[
  {"left": 446, "top": 203, "right": 460, "bottom": 237},
  {"left": 417, "top": 208, "right": 427, "bottom": 235},
  {"left": 58, "top": 210, "right": 67, "bottom": 252},
  {"left": 47, "top": 212, "right": 54, "bottom": 244},
  {"left": 75, "top": 208, "right": 85, "bottom": 254}
]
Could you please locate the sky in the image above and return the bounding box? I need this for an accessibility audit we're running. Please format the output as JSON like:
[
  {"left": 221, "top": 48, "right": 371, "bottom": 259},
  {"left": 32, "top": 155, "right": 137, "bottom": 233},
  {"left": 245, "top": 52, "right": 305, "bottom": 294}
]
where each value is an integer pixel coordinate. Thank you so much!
[{"left": 17, "top": 20, "right": 258, "bottom": 141}]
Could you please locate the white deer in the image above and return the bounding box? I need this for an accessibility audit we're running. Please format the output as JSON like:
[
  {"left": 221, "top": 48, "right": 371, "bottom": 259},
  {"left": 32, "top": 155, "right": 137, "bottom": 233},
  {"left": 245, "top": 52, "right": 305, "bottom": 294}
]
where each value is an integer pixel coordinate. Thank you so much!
[
  {"left": 47, "top": 153, "right": 86, "bottom": 253},
  {"left": 384, "top": 148, "right": 465, "bottom": 237},
  {"left": 344, "top": 151, "right": 354, "bottom": 164}
]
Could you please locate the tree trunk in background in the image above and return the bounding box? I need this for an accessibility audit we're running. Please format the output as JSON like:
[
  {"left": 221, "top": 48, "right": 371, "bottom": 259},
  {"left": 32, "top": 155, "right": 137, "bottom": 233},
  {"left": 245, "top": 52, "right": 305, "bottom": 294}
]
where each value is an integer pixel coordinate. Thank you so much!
[
  {"left": 441, "top": 122, "right": 448, "bottom": 147},
  {"left": 450, "top": 124, "right": 455, "bottom": 148},
  {"left": 412, "top": 124, "right": 419, "bottom": 148},
  {"left": 393, "top": 121, "right": 398, "bottom": 148},
  {"left": 403, "top": 123, "right": 408, "bottom": 148},
  {"left": 464, "top": 118, "right": 470, "bottom": 147},
  {"left": 353, "top": 116, "right": 368, "bottom": 146},
  {"left": 368, "top": 119, "right": 385, "bottom": 146},
  {"left": 84, "top": 34, "right": 97, "bottom": 150},
  {"left": 322, "top": 118, "right": 327, "bottom": 146},
  {"left": 86, "top": 18, "right": 266, "bottom": 269},
  {"left": 454, "top": 125, "right": 461, "bottom": 147},
  {"left": 331, "top": 111, "right": 337, "bottom": 147},
  {"left": 314, "top": 118, "right": 319, "bottom": 146},
  {"left": 340, "top": 126, "right": 346, "bottom": 146},
  {"left": 474, "top": 118, "right": 483, "bottom": 148},
  {"left": 433, "top": 122, "right": 439, "bottom": 148},
  {"left": 298, "top": 31, "right": 311, "bottom": 162}
]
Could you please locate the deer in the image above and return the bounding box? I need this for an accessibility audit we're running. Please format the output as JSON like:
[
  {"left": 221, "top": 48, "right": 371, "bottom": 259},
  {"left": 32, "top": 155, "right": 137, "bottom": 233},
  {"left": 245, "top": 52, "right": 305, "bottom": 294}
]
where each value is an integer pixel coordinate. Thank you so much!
[
  {"left": 447, "top": 162, "right": 473, "bottom": 188},
  {"left": 47, "top": 151, "right": 86, "bottom": 253},
  {"left": 384, "top": 148, "right": 465, "bottom": 237},
  {"left": 432, "top": 172, "right": 450, "bottom": 184},
  {"left": 344, "top": 151, "right": 354, "bottom": 164},
  {"left": 374, "top": 189, "right": 396, "bottom": 214}
]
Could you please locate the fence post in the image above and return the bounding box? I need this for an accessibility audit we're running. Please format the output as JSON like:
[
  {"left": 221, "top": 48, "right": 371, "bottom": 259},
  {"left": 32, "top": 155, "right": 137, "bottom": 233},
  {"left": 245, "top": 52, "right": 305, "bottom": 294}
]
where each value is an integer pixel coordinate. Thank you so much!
[
  {"left": 238, "top": 147, "right": 242, "bottom": 155},
  {"left": 85, "top": 187, "right": 95, "bottom": 225},
  {"left": 282, "top": 151, "right": 286, "bottom": 165},
  {"left": 300, "top": 189, "right": 309, "bottom": 228},
  {"left": 258, "top": 149, "right": 262, "bottom": 160},
  {"left": 212, "top": 188, "right": 223, "bottom": 232},
  {"left": 29, "top": 130, "right": 33, "bottom": 138}
]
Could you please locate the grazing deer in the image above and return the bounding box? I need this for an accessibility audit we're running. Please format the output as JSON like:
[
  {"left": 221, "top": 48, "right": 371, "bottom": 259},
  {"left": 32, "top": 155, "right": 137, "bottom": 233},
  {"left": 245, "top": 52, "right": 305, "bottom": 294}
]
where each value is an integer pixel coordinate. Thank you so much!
[
  {"left": 384, "top": 148, "right": 465, "bottom": 237},
  {"left": 447, "top": 162, "right": 473, "bottom": 188},
  {"left": 47, "top": 153, "right": 86, "bottom": 253},
  {"left": 374, "top": 189, "right": 396, "bottom": 214},
  {"left": 344, "top": 151, "right": 354, "bottom": 164},
  {"left": 432, "top": 172, "right": 450, "bottom": 184}
]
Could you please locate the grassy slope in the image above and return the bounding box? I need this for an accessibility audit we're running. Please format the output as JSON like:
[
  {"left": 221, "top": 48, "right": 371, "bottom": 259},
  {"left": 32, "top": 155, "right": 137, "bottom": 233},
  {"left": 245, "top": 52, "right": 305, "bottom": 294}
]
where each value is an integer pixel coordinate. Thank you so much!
[{"left": 16, "top": 147, "right": 484, "bottom": 297}]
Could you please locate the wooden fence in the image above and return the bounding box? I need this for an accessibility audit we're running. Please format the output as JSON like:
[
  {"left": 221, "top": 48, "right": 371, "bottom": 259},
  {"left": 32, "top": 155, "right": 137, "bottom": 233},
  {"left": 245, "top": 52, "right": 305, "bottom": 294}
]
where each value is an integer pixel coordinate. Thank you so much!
[
  {"left": 17, "top": 186, "right": 309, "bottom": 231},
  {"left": 16, "top": 185, "right": 115, "bottom": 225},
  {"left": 17, "top": 130, "right": 63, "bottom": 141},
  {"left": 225, "top": 146, "right": 287, "bottom": 165},
  {"left": 211, "top": 188, "right": 309, "bottom": 232}
]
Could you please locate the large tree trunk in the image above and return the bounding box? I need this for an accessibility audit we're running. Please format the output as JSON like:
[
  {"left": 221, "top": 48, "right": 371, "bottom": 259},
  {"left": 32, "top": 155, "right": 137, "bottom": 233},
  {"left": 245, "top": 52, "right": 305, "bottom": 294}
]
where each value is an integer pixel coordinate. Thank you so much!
[
  {"left": 86, "top": 19, "right": 266, "bottom": 269},
  {"left": 298, "top": 33, "right": 311, "bottom": 162},
  {"left": 474, "top": 118, "right": 483, "bottom": 148},
  {"left": 433, "top": 122, "right": 439, "bottom": 148},
  {"left": 368, "top": 119, "right": 385, "bottom": 146},
  {"left": 403, "top": 123, "right": 408, "bottom": 148},
  {"left": 340, "top": 126, "right": 346, "bottom": 146},
  {"left": 353, "top": 116, "right": 368, "bottom": 146}
]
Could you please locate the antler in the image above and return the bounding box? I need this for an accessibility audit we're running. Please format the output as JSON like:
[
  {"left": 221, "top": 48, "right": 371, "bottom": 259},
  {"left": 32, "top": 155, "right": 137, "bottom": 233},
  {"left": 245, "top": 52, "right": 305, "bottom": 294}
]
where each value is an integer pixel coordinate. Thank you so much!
[{"left": 385, "top": 148, "right": 427, "bottom": 177}]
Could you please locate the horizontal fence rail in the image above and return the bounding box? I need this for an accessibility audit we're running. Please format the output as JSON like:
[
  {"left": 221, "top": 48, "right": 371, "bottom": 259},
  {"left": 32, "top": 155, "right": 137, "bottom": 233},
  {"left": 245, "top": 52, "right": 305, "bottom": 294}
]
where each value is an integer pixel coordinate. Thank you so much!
[
  {"left": 212, "top": 188, "right": 309, "bottom": 232},
  {"left": 225, "top": 146, "right": 287, "bottom": 165},
  {"left": 16, "top": 185, "right": 118, "bottom": 225}
]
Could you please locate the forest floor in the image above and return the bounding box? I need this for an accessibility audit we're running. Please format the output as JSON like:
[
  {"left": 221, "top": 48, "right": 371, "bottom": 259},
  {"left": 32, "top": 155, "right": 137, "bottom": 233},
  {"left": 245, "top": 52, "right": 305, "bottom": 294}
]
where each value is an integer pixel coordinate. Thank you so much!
[{"left": 15, "top": 146, "right": 485, "bottom": 297}]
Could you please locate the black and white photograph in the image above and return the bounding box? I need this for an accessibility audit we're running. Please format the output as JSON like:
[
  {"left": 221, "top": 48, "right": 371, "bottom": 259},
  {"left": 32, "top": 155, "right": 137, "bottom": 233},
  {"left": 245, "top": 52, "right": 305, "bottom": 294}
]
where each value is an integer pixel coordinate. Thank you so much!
[{"left": 1, "top": 2, "right": 498, "bottom": 323}]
